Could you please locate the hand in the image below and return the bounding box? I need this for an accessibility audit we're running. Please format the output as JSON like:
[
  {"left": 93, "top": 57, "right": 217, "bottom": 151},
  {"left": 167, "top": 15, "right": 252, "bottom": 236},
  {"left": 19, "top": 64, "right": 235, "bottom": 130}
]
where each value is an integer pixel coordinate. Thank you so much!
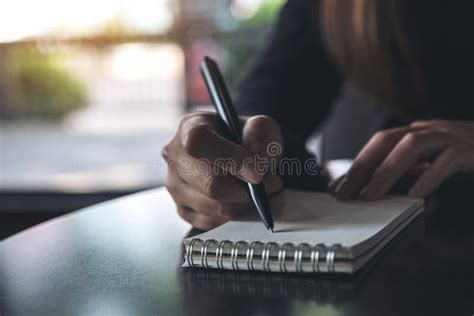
[
  {"left": 330, "top": 119, "right": 474, "bottom": 200},
  {"left": 162, "top": 112, "right": 284, "bottom": 230}
]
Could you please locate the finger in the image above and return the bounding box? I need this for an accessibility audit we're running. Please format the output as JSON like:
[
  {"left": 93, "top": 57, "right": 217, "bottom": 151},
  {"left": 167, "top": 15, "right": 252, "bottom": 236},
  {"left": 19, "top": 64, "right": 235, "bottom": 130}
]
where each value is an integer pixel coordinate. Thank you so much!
[
  {"left": 167, "top": 172, "right": 252, "bottom": 220},
  {"left": 409, "top": 145, "right": 474, "bottom": 198},
  {"left": 165, "top": 120, "right": 251, "bottom": 202},
  {"left": 335, "top": 126, "right": 414, "bottom": 200},
  {"left": 411, "top": 119, "right": 474, "bottom": 130},
  {"left": 242, "top": 115, "right": 283, "bottom": 158},
  {"left": 176, "top": 205, "right": 224, "bottom": 230},
  {"left": 411, "top": 120, "right": 474, "bottom": 141},
  {"left": 167, "top": 173, "right": 225, "bottom": 218},
  {"left": 172, "top": 157, "right": 250, "bottom": 202},
  {"left": 262, "top": 173, "right": 284, "bottom": 195},
  {"left": 410, "top": 120, "right": 474, "bottom": 148},
  {"left": 361, "top": 129, "right": 456, "bottom": 200},
  {"left": 182, "top": 118, "right": 261, "bottom": 183},
  {"left": 410, "top": 119, "right": 448, "bottom": 128},
  {"left": 242, "top": 115, "right": 283, "bottom": 181},
  {"left": 390, "top": 163, "right": 430, "bottom": 194},
  {"left": 178, "top": 159, "right": 283, "bottom": 202},
  {"left": 328, "top": 175, "right": 345, "bottom": 194}
]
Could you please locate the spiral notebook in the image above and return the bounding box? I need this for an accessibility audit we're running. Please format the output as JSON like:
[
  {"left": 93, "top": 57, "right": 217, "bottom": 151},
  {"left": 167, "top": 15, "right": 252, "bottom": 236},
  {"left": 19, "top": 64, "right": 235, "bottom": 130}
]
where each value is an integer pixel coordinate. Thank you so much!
[{"left": 182, "top": 190, "right": 424, "bottom": 274}]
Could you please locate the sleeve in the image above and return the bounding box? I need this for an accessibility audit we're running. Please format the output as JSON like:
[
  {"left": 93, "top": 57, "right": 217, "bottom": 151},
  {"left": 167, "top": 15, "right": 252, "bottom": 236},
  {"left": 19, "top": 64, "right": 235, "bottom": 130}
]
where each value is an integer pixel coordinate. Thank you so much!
[{"left": 234, "top": 0, "right": 342, "bottom": 190}]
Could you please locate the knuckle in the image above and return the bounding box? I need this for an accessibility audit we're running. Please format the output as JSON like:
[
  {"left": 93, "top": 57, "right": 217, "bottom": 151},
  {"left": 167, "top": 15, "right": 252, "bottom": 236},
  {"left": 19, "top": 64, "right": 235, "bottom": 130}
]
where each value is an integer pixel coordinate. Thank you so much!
[
  {"left": 210, "top": 199, "right": 226, "bottom": 217},
  {"left": 265, "top": 174, "right": 284, "bottom": 193},
  {"left": 181, "top": 112, "right": 203, "bottom": 123},
  {"left": 457, "top": 146, "right": 474, "bottom": 171},
  {"left": 348, "top": 160, "right": 370, "bottom": 176},
  {"left": 402, "top": 132, "right": 420, "bottom": 145},
  {"left": 431, "top": 128, "right": 450, "bottom": 138},
  {"left": 229, "top": 202, "right": 253, "bottom": 219},
  {"left": 178, "top": 113, "right": 195, "bottom": 130},
  {"left": 430, "top": 120, "right": 451, "bottom": 132},
  {"left": 176, "top": 207, "right": 186, "bottom": 221},
  {"left": 431, "top": 122, "right": 452, "bottom": 133},
  {"left": 195, "top": 199, "right": 211, "bottom": 216},
  {"left": 246, "top": 115, "right": 281, "bottom": 140},
  {"left": 177, "top": 206, "right": 193, "bottom": 224},
  {"left": 161, "top": 144, "right": 172, "bottom": 162},
  {"left": 433, "top": 119, "right": 449, "bottom": 127},
  {"left": 164, "top": 175, "right": 178, "bottom": 195},
  {"left": 435, "top": 126, "right": 450, "bottom": 134},
  {"left": 410, "top": 119, "right": 425, "bottom": 127},
  {"left": 176, "top": 205, "right": 186, "bottom": 217},
  {"left": 180, "top": 112, "right": 215, "bottom": 129},
  {"left": 444, "top": 146, "right": 460, "bottom": 159},
  {"left": 202, "top": 174, "right": 221, "bottom": 199},
  {"left": 217, "top": 203, "right": 235, "bottom": 220},
  {"left": 445, "top": 145, "right": 469, "bottom": 161},
  {"left": 438, "top": 147, "right": 462, "bottom": 173},
  {"left": 248, "top": 115, "right": 277, "bottom": 130},
  {"left": 221, "top": 143, "right": 238, "bottom": 161},
  {"left": 199, "top": 220, "right": 219, "bottom": 231},
  {"left": 372, "top": 130, "right": 391, "bottom": 143},
  {"left": 183, "top": 123, "right": 209, "bottom": 156}
]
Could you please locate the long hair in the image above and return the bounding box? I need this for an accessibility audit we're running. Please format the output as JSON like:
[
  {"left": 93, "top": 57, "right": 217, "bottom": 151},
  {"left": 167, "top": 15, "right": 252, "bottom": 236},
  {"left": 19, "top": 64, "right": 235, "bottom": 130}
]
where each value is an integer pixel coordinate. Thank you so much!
[{"left": 320, "top": 0, "right": 427, "bottom": 118}]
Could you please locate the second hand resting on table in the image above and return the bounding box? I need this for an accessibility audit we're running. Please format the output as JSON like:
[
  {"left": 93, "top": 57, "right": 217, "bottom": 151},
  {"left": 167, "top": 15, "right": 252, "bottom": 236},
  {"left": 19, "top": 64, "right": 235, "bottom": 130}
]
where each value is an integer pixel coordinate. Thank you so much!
[{"left": 163, "top": 113, "right": 474, "bottom": 230}]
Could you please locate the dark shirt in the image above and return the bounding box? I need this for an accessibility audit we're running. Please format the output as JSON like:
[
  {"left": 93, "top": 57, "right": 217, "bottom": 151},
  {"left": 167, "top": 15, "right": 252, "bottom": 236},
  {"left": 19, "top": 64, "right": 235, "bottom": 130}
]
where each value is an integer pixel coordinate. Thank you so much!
[{"left": 234, "top": 0, "right": 473, "bottom": 190}]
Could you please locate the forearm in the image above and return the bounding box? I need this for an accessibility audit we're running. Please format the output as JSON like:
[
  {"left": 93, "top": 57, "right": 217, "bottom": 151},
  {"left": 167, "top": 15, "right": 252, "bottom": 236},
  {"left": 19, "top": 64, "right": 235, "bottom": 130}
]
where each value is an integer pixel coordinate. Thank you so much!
[{"left": 234, "top": 0, "right": 340, "bottom": 190}]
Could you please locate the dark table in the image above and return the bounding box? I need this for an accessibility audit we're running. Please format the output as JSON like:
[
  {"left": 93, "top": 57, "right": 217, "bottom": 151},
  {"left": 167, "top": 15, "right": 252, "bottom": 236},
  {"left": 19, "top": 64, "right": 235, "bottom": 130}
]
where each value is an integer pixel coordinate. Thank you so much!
[{"left": 2, "top": 186, "right": 474, "bottom": 316}]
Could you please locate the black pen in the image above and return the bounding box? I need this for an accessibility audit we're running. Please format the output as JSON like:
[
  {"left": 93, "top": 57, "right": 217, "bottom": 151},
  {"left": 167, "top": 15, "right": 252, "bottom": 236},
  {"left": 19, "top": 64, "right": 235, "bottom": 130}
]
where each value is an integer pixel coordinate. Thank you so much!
[{"left": 200, "top": 56, "right": 274, "bottom": 232}]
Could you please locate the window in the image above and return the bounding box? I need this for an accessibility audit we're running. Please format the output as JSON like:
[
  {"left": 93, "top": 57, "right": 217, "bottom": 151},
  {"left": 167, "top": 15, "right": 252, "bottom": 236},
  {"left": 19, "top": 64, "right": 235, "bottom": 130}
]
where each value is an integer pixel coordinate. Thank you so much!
[{"left": 0, "top": 0, "right": 285, "bottom": 194}]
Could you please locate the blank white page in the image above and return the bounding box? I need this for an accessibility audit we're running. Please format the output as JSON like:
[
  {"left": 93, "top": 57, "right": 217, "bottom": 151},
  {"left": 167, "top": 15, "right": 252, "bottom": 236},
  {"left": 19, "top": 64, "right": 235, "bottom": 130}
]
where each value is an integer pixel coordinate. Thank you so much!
[{"left": 186, "top": 190, "right": 423, "bottom": 257}]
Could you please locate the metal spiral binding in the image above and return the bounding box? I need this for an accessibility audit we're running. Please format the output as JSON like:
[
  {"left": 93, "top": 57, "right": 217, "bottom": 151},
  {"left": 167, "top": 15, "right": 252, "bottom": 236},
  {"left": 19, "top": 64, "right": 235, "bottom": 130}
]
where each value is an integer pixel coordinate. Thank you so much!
[
  {"left": 326, "top": 248, "right": 335, "bottom": 272},
  {"left": 262, "top": 242, "right": 278, "bottom": 272},
  {"left": 187, "top": 238, "right": 339, "bottom": 272},
  {"left": 200, "top": 239, "right": 216, "bottom": 268},
  {"left": 246, "top": 241, "right": 262, "bottom": 271},
  {"left": 230, "top": 241, "right": 247, "bottom": 270},
  {"left": 310, "top": 244, "right": 323, "bottom": 273},
  {"left": 326, "top": 244, "right": 341, "bottom": 272},
  {"left": 216, "top": 240, "right": 232, "bottom": 269},
  {"left": 294, "top": 243, "right": 310, "bottom": 273},
  {"left": 278, "top": 243, "right": 293, "bottom": 272},
  {"left": 187, "top": 238, "right": 201, "bottom": 267}
]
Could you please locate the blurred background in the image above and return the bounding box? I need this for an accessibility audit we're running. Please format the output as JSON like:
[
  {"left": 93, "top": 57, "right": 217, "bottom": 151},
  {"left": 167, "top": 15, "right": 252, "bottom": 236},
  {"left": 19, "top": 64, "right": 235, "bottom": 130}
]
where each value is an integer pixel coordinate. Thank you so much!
[{"left": 0, "top": 0, "right": 285, "bottom": 236}]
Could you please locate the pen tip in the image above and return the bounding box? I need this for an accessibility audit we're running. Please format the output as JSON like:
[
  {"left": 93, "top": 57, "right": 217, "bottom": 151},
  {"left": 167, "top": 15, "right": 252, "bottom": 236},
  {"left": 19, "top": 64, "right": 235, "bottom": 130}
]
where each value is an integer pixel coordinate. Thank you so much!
[{"left": 270, "top": 227, "right": 274, "bottom": 233}]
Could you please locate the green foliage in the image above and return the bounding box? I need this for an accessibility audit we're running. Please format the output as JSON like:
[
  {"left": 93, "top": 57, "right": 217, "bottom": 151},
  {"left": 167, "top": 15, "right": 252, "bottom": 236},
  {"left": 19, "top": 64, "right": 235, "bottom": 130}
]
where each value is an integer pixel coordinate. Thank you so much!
[
  {"left": 100, "top": 17, "right": 133, "bottom": 37},
  {"left": 223, "top": 0, "right": 285, "bottom": 89},
  {"left": 238, "top": 0, "right": 285, "bottom": 28},
  {"left": 9, "top": 48, "right": 88, "bottom": 120}
]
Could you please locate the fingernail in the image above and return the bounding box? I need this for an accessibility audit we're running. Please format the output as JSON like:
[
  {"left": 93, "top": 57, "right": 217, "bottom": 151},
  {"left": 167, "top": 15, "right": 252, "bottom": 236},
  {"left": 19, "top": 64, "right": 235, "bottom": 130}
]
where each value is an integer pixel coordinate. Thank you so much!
[
  {"left": 361, "top": 177, "right": 385, "bottom": 199},
  {"left": 335, "top": 177, "right": 348, "bottom": 195},
  {"left": 240, "top": 163, "right": 262, "bottom": 184},
  {"left": 409, "top": 180, "right": 425, "bottom": 198},
  {"left": 361, "top": 185, "right": 377, "bottom": 199}
]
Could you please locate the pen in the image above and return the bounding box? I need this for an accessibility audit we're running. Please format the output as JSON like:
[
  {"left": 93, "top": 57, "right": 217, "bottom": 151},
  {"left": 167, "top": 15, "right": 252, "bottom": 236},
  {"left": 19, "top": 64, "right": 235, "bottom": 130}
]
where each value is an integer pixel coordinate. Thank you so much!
[{"left": 200, "top": 56, "right": 274, "bottom": 232}]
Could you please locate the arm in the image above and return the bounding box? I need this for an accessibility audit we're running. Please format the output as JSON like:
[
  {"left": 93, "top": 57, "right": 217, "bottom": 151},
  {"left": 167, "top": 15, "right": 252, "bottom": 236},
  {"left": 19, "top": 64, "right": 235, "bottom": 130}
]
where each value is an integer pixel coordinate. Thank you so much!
[
  {"left": 234, "top": 0, "right": 342, "bottom": 190},
  {"left": 162, "top": 0, "right": 342, "bottom": 230}
]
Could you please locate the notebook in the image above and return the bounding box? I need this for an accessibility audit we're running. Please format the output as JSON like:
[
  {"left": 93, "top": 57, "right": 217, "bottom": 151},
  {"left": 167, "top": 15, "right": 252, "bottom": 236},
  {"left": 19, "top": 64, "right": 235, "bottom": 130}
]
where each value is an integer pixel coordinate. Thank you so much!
[{"left": 182, "top": 190, "right": 424, "bottom": 274}]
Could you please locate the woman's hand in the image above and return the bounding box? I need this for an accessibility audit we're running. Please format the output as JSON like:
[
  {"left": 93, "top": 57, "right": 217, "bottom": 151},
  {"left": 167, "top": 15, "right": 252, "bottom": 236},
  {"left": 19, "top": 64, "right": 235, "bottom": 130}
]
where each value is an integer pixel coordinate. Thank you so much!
[
  {"left": 162, "top": 112, "right": 284, "bottom": 230},
  {"left": 330, "top": 120, "right": 474, "bottom": 200}
]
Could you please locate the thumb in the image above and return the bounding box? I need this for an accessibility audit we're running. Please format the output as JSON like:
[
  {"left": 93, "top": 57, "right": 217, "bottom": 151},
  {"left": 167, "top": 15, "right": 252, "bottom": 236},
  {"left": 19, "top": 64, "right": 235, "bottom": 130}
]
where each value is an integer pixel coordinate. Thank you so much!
[{"left": 242, "top": 115, "right": 283, "bottom": 177}]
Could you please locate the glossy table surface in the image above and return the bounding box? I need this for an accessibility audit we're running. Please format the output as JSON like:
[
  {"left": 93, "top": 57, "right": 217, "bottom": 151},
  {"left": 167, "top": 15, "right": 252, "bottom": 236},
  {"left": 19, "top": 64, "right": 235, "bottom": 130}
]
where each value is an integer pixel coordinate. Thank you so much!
[{"left": 2, "top": 186, "right": 474, "bottom": 316}]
